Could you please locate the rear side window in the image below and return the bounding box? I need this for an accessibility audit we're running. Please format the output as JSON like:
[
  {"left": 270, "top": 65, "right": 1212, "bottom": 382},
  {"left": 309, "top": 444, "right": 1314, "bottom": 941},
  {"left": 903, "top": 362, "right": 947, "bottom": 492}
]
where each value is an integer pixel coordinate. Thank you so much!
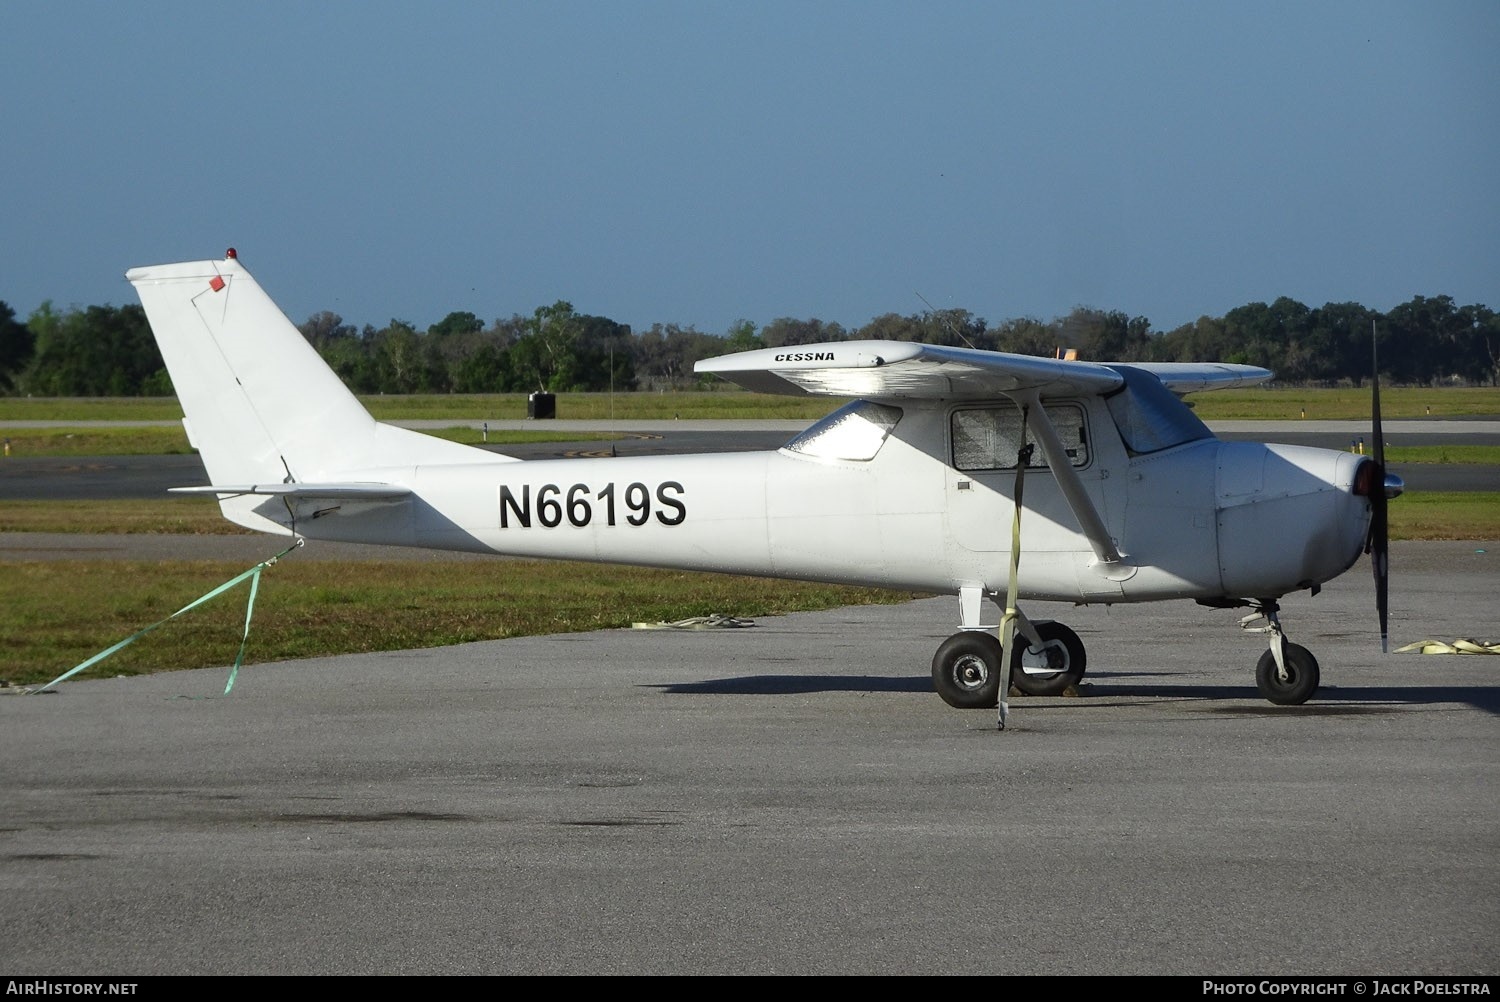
[{"left": 951, "top": 403, "right": 1089, "bottom": 471}]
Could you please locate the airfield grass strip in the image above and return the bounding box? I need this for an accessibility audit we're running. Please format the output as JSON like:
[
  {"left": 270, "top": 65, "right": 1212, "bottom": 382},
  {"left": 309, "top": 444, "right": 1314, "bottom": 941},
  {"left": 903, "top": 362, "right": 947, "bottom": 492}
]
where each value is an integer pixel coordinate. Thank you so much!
[
  {"left": 9, "top": 430, "right": 1500, "bottom": 464},
  {"left": 0, "top": 426, "right": 629, "bottom": 458},
  {"left": 1381, "top": 444, "right": 1500, "bottom": 464},
  {"left": 1386, "top": 491, "right": 1500, "bottom": 541},
  {"left": 0, "top": 499, "right": 251, "bottom": 534},
  {"left": 0, "top": 398, "right": 188, "bottom": 421},
  {"left": 1183, "top": 386, "right": 1500, "bottom": 420},
  {"left": 2, "top": 386, "right": 1496, "bottom": 424},
  {"left": 2, "top": 387, "right": 1495, "bottom": 460},
  {"left": 0, "top": 391, "right": 845, "bottom": 424},
  {"left": 2, "top": 427, "right": 196, "bottom": 456},
  {"left": 0, "top": 559, "right": 920, "bottom": 687}
]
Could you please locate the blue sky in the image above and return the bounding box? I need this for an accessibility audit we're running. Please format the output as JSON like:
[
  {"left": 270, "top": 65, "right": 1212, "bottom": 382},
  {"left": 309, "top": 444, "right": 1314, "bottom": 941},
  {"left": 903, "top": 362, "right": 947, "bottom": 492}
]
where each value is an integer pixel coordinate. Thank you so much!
[{"left": 2, "top": 1, "right": 1495, "bottom": 337}]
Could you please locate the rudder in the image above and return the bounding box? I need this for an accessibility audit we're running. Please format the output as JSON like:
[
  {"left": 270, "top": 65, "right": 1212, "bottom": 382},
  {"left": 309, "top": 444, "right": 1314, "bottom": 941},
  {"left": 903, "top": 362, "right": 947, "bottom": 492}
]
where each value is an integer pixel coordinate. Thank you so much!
[{"left": 127, "top": 251, "right": 502, "bottom": 489}]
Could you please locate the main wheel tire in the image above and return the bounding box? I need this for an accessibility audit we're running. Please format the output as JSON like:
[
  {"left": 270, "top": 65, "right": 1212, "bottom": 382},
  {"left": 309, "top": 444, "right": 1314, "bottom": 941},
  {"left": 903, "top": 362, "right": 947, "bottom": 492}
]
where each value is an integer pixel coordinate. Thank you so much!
[
  {"left": 1255, "top": 642, "right": 1321, "bottom": 705},
  {"left": 1010, "top": 621, "right": 1087, "bottom": 696},
  {"left": 932, "top": 632, "right": 1004, "bottom": 709}
]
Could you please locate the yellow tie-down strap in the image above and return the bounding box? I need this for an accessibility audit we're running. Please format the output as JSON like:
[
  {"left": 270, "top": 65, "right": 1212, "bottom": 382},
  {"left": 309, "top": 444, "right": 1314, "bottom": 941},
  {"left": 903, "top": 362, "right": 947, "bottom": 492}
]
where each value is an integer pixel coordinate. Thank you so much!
[
  {"left": 1394, "top": 638, "right": 1500, "bottom": 655},
  {"left": 632, "top": 614, "right": 755, "bottom": 630}
]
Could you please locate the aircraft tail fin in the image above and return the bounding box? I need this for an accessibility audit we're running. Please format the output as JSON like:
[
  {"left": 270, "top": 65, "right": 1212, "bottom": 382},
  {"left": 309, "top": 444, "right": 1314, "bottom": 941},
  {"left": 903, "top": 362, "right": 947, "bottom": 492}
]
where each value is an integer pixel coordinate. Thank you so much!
[{"left": 127, "top": 252, "right": 504, "bottom": 490}]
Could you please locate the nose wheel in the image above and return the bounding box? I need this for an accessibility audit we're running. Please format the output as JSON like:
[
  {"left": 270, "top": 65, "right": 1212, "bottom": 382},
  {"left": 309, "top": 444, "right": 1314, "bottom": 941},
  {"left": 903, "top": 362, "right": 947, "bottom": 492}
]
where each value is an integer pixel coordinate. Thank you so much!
[
  {"left": 1241, "top": 600, "right": 1321, "bottom": 705},
  {"left": 1255, "top": 643, "right": 1321, "bottom": 705}
]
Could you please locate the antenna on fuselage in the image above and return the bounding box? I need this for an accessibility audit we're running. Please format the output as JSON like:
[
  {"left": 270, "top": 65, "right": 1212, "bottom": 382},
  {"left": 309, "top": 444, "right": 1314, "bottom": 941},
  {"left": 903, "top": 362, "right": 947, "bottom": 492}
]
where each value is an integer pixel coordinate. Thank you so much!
[{"left": 915, "top": 291, "right": 978, "bottom": 350}]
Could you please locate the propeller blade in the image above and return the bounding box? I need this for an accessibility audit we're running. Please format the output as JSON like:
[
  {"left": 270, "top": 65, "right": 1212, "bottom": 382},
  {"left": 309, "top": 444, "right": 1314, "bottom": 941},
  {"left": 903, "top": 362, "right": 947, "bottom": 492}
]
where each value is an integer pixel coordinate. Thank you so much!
[
  {"left": 1371, "top": 476, "right": 1389, "bottom": 653},
  {"left": 1369, "top": 321, "right": 1389, "bottom": 653}
]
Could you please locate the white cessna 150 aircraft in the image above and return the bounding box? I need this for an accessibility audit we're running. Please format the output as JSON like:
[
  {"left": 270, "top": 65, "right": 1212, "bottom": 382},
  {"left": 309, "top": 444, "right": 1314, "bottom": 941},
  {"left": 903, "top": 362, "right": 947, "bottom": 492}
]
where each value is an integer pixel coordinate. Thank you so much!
[{"left": 127, "top": 252, "right": 1401, "bottom": 718}]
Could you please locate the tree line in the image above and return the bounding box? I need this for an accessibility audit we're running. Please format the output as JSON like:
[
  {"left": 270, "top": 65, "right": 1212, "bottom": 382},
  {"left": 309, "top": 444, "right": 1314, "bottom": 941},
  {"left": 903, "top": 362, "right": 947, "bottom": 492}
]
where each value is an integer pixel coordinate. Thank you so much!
[{"left": 1, "top": 291, "right": 1495, "bottom": 397}]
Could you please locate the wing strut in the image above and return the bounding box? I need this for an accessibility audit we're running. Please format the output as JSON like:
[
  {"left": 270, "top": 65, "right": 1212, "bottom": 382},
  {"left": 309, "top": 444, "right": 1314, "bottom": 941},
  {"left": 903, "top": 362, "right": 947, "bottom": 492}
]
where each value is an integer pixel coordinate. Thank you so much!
[
  {"left": 1018, "top": 390, "right": 1123, "bottom": 565},
  {"left": 996, "top": 433, "right": 1033, "bottom": 732}
]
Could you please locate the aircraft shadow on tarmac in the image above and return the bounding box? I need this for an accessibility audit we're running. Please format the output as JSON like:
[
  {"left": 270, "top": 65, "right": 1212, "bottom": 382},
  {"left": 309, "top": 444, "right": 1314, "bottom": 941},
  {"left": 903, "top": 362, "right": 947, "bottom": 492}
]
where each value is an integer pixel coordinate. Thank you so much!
[
  {"left": 652, "top": 675, "right": 1500, "bottom": 715},
  {"left": 654, "top": 674, "right": 931, "bottom": 695}
]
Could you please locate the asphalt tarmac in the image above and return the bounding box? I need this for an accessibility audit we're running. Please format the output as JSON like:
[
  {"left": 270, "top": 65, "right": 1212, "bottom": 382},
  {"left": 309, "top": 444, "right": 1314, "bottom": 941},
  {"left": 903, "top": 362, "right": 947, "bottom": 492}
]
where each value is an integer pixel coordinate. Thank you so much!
[
  {"left": 2, "top": 419, "right": 1496, "bottom": 975},
  {"left": 1, "top": 540, "right": 1496, "bottom": 975}
]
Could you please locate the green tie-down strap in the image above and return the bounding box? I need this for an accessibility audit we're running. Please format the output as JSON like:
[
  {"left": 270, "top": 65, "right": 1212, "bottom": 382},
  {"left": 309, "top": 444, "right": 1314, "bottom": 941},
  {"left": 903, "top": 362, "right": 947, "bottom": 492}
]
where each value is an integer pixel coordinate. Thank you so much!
[{"left": 34, "top": 540, "right": 303, "bottom": 696}]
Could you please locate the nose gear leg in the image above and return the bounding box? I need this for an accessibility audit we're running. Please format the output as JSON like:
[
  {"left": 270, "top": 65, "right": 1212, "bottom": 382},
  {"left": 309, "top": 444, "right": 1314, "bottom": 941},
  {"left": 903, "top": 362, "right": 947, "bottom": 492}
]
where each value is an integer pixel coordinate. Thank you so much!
[
  {"left": 1236, "top": 598, "right": 1322, "bottom": 704},
  {"left": 1240, "top": 599, "right": 1287, "bottom": 681}
]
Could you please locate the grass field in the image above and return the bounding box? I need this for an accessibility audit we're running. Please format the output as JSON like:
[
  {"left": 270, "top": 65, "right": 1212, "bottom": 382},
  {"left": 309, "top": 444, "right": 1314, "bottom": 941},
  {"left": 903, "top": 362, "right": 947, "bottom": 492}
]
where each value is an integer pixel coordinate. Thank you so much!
[
  {"left": 0, "top": 390, "right": 844, "bottom": 424},
  {"left": 1183, "top": 386, "right": 1499, "bottom": 420},
  {"left": 0, "top": 558, "right": 919, "bottom": 687},
  {"left": 10, "top": 431, "right": 1497, "bottom": 462},
  {"left": 3, "top": 389, "right": 1498, "bottom": 459},
  {"left": 0, "top": 425, "right": 632, "bottom": 457},
  {"left": 2, "top": 384, "right": 1496, "bottom": 424},
  {"left": 1382, "top": 445, "right": 1500, "bottom": 464}
]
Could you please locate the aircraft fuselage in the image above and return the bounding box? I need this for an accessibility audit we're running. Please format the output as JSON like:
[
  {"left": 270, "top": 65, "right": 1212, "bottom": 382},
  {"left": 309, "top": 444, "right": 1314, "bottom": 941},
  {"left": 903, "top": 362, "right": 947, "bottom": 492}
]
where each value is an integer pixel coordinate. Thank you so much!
[{"left": 239, "top": 395, "right": 1372, "bottom": 607}]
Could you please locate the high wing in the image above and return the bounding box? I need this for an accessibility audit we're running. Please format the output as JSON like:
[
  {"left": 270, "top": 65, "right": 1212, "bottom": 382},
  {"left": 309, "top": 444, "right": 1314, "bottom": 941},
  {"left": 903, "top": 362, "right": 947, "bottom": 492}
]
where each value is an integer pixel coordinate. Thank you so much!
[
  {"left": 694, "top": 341, "right": 1123, "bottom": 399},
  {"left": 1131, "top": 362, "right": 1274, "bottom": 394},
  {"left": 694, "top": 340, "right": 1270, "bottom": 399}
]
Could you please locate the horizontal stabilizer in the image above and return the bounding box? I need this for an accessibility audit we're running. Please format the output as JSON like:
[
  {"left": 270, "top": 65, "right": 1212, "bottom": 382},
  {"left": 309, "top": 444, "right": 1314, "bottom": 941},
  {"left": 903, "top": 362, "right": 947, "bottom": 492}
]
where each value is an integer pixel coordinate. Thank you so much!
[{"left": 170, "top": 483, "right": 413, "bottom": 501}]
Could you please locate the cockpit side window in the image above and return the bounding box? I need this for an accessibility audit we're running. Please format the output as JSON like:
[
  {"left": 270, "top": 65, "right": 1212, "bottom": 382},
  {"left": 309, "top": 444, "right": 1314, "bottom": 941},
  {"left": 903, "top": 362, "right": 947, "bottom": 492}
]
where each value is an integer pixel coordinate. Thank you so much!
[
  {"left": 950, "top": 403, "right": 1090, "bottom": 472},
  {"left": 783, "top": 400, "right": 903, "bottom": 461},
  {"left": 1103, "top": 365, "right": 1213, "bottom": 455}
]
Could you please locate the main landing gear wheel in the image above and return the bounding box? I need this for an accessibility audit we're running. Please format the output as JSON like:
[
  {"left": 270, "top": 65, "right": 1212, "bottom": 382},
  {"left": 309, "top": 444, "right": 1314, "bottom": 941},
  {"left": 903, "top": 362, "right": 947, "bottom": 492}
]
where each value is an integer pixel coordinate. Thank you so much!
[
  {"left": 1009, "top": 621, "right": 1087, "bottom": 697},
  {"left": 931, "top": 632, "right": 1003, "bottom": 709},
  {"left": 1254, "top": 642, "right": 1321, "bottom": 705},
  {"left": 931, "top": 622, "right": 1089, "bottom": 708}
]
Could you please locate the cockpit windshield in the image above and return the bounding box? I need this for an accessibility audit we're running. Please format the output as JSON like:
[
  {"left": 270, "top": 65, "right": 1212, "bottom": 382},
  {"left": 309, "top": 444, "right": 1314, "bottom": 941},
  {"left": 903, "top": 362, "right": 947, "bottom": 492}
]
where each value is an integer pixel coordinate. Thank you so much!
[
  {"left": 783, "top": 400, "right": 903, "bottom": 461},
  {"left": 1103, "top": 365, "right": 1214, "bottom": 455}
]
